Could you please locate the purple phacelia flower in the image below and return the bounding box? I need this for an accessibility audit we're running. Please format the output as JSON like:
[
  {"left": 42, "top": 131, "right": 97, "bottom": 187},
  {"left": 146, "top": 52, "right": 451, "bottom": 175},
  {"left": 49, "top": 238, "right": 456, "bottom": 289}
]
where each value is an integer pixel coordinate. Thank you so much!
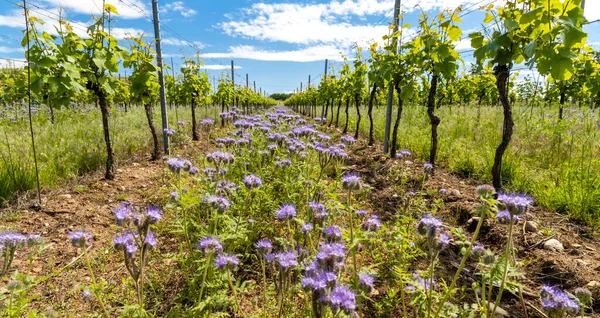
[
  {"left": 358, "top": 273, "right": 375, "bottom": 292},
  {"left": 243, "top": 174, "right": 262, "bottom": 189},
  {"left": 276, "top": 204, "right": 297, "bottom": 220},
  {"left": 497, "top": 192, "right": 533, "bottom": 216},
  {"left": 362, "top": 215, "right": 382, "bottom": 232},
  {"left": 197, "top": 236, "right": 223, "bottom": 255},
  {"left": 144, "top": 232, "right": 157, "bottom": 249},
  {"left": 341, "top": 172, "right": 361, "bottom": 191},
  {"left": 301, "top": 223, "right": 314, "bottom": 234},
  {"left": 322, "top": 226, "right": 342, "bottom": 242},
  {"left": 69, "top": 230, "right": 92, "bottom": 248},
  {"left": 215, "top": 254, "right": 240, "bottom": 270},
  {"left": 256, "top": 239, "right": 273, "bottom": 254},
  {"left": 328, "top": 286, "right": 356, "bottom": 314}
]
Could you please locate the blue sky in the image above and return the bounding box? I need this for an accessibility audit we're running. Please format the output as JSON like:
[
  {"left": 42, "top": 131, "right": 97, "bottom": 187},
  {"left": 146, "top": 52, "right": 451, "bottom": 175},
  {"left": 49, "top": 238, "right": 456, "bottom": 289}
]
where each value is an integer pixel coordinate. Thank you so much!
[{"left": 0, "top": 0, "right": 598, "bottom": 94}]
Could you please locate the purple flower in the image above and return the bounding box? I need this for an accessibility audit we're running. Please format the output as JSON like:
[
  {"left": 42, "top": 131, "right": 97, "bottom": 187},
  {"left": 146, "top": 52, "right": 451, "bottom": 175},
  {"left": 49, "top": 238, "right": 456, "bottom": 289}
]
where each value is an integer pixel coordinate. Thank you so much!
[
  {"left": 275, "top": 159, "right": 292, "bottom": 168},
  {"left": 540, "top": 285, "right": 580, "bottom": 316},
  {"left": 322, "top": 226, "right": 342, "bottom": 242},
  {"left": 82, "top": 289, "right": 93, "bottom": 301},
  {"left": 301, "top": 223, "right": 314, "bottom": 234},
  {"left": 362, "top": 215, "right": 382, "bottom": 232},
  {"left": 256, "top": 239, "right": 273, "bottom": 255},
  {"left": 437, "top": 233, "right": 450, "bottom": 249},
  {"left": 147, "top": 206, "right": 162, "bottom": 224},
  {"left": 472, "top": 243, "right": 486, "bottom": 258},
  {"left": 243, "top": 174, "right": 262, "bottom": 189},
  {"left": 203, "top": 195, "right": 231, "bottom": 213},
  {"left": 113, "top": 201, "right": 133, "bottom": 225},
  {"left": 113, "top": 231, "right": 137, "bottom": 256},
  {"left": 358, "top": 273, "right": 375, "bottom": 292},
  {"left": 340, "top": 135, "right": 356, "bottom": 145},
  {"left": 496, "top": 210, "right": 522, "bottom": 224},
  {"left": 197, "top": 236, "right": 223, "bottom": 255},
  {"left": 68, "top": 230, "right": 92, "bottom": 248},
  {"left": 272, "top": 251, "right": 298, "bottom": 269},
  {"left": 164, "top": 128, "right": 175, "bottom": 136},
  {"left": 423, "top": 162, "right": 434, "bottom": 173},
  {"left": 309, "top": 201, "right": 329, "bottom": 220},
  {"left": 355, "top": 209, "right": 368, "bottom": 217},
  {"left": 316, "top": 243, "right": 345, "bottom": 265},
  {"left": 216, "top": 180, "right": 239, "bottom": 195},
  {"left": 144, "top": 232, "right": 157, "bottom": 249},
  {"left": 170, "top": 191, "right": 179, "bottom": 201},
  {"left": 215, "top": 254, "right": 240, "bottom": 270},
  {"left": 417, "top": 215, "right": 442, "bottom": 237},
  {"left": 328, "top": 286, "right": 356, "bottom": 314},
  {"left": 341, "top": 172, "right": 361, "bottom": 191},
  {"left": 188, "top": 167, "right": 199, "bottom": 175},
  {"left": 0, "top": 231, "right": 40, "bottom": 248},
  {"left": 276, "top": 204, "right": 297, "bottom": 220},
  {"left": 167, "top": 158, "right": 186, "bottom": 173},
  {"left": 206, "top": 151, "right": 235, "bottom": 166},
  {"left": 396, "top": 149, "right": 411, "bottom": 158},
  {"left": 177, "top": 120, "right": 186, "bottom": 125},
  {"left": 497, "top": 192, "right": 533, "bottom": 216}
]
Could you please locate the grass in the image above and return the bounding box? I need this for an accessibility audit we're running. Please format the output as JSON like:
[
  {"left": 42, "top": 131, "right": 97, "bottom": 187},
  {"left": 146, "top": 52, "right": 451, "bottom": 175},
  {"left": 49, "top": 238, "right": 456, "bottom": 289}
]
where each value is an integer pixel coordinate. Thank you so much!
[
  {"left": 323, "top": 102, "right": 600, "bottom": 228},
  {"left": 0, "top": 104, "right": 222, "bottom": 203}
]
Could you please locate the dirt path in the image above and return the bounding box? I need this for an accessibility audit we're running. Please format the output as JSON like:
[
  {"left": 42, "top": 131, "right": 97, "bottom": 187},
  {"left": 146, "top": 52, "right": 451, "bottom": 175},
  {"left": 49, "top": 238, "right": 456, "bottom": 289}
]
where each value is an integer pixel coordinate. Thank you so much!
[
  {"left": 1, "top": 159, "right": 167, "bottom": 315},
  {"left": 344, "top": 136, "right": 600, "bottom": 316}
]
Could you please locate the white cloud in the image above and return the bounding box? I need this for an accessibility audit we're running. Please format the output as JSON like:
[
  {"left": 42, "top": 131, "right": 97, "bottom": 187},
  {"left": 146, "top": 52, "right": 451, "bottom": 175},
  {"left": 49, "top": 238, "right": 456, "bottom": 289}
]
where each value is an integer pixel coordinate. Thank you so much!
[
  {"left": 217, "top": 0, "right": 503, "bottom": 49},
  {"left": 161, "top": 1, "right": 197, "bottom": 18},
  {"left": 219, "top": 2, "right": 393, "bottom": 47},
  {"left": 584, "top": 1, "right": 600, "bottom": 22},
  {"left": 455, "top": 38, "right": 471, "bottom": 50},
  {"left": 202, "top": 45, "right": 346, "bottom": 62},
  {"left": 40, "top": 0, "right": 150, "bottom": 19},
  {"left": 0, "top": 58, "right": 26, "bottom": 68},
  {"left": 162, "top": 38, "right": 204, "bottom": 49},
  {"left": 0, "top": 46, "right": 24, "bottom": 54},
  {"left": 0, "top": 8, "right": 144, "bottom": 41}
]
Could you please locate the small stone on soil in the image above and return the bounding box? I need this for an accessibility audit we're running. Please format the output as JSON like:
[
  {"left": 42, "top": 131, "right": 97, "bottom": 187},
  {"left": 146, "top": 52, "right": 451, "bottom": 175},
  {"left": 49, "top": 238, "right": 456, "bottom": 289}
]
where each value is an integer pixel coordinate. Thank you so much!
[
  {"left": 575, "top": 259, "right": 590, "bottom": 267},
  {"left": 544, "top": 239, "right": 564, "bottom": 252},
  {"left": 487, "top": 303, "right": 509, "bottom": 317},
  {"left": 586, "top": 281, "right": 600, "bottom": 289},
  {"left": 525, "top": 221, "right": 538, "bottom": 233}
]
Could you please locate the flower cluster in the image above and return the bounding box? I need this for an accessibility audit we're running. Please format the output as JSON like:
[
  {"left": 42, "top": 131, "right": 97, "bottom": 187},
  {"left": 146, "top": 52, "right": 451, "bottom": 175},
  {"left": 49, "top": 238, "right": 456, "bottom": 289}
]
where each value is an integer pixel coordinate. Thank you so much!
[
  {"left": 167, "top": 157, "right": 194, "bottom": 174},
  {"left": 497, "top": 192, "right": 533, "bottom": 218},
  {"left": 243, "top": 174, "right": 262, "bottom": 189},
  {"left": 417, "top": 215, "right": 449, "bottom": 253},
  {"left": 341, "top": 172, "right": 361, "bottom": 191},
  {"left": 112, "top": 202, "right": 161, "bottom": 285},
  {"left": 276, "top": 204, "right": 297, "bottom": 220},
  {"left": 202, "top": 195, "right": 231, "bottom": 213},
  {"left": 540, "top": 285, "right": 580, "bottom": 317}
]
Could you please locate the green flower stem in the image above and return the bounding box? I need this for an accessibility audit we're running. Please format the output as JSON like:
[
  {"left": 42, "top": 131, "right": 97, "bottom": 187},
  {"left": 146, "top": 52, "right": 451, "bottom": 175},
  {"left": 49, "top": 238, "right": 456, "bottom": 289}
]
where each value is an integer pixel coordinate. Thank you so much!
[
  {"left": 261, "top": 258, "right": 268, "bottom": 316},
  {"left": 227, "top": 270, "right": 247, "bottom": 318},
  {"left": 347, "top": 190, "right": 357, "bottom": 276},
  {"left": 491, "top": 218, "right": 514, "bottom": 318},
  {"left": 84, "top": 248, "right": 111, "bottom": 318},
  {"left": 198, "top": 253, "right": 213, "bottom": 303},
  {"left": 400, "top": 275, "right": 408, "bottom": 318},
  {"left": 426, "top": 252, "right": 437, "bottom": 318},
  {"left": 433, "top": 210, "right": 486, "bottom": 318}
]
